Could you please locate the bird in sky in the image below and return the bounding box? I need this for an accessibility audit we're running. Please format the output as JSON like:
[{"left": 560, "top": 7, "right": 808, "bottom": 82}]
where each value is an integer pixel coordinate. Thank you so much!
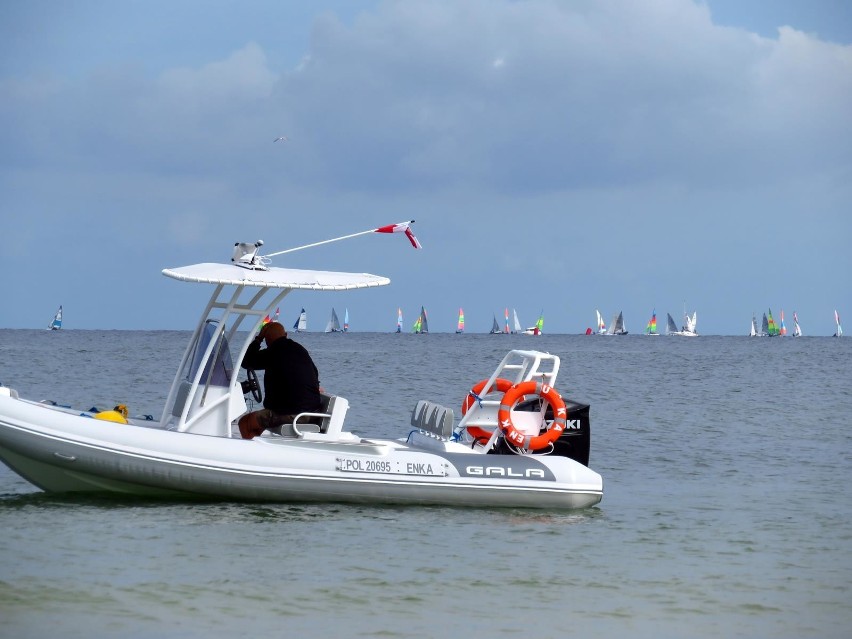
[{"left": 273, "top": 136, "right": 288, "bottom": 143}]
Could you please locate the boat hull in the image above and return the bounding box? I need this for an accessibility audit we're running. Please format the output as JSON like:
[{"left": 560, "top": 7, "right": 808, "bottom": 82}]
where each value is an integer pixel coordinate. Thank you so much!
[{"left": 0, "top": 396, "right": 602, "bottom": 510}]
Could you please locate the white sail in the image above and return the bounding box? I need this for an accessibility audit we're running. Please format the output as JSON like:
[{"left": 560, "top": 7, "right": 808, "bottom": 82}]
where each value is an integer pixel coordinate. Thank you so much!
[
  {"left": 293, "top": 308, "right": 307, "bottom": 332},
  {"left": 47, "top": 305, "right": 63, "bottom": 330},
  {"left": 684, "top": 311, "right": 697, "bottom": 334},
  {"left": 667, "top": 307, "right": 698, "bottom": 336},
  {"left": 792, "top": 312, "right": 802, "bottom": 337},
  {"left": 325, "top": 308, "right": 341, "bottom": 333},
  {"left": 513, "top": 309, "right": 522, "bottom": 333},
  {"left": 666, "top": 312, "right": 695, "bottom": 336},
  {"left": 616, "top": 311, "right": 627, "bottom": 335},
  {"left": 749, "top": 314, "right": 758, "bottom": 337},
  {"left": 606, "top": 311, "right": 627, "bottom": 335},
  {"left": 595, "top": 309, "right": 606, "bottom": 334}
]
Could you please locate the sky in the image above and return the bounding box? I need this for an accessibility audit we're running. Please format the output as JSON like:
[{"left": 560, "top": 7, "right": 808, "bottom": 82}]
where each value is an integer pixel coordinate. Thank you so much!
[{"left": 1, "top": 0, "right": 850, "bottom": 335}]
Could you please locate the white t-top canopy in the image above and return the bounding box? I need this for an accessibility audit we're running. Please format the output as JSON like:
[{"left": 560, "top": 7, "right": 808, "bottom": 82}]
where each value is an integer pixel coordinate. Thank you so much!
[{"left": 162, "top": 263, "right": 390, "bottom": 290}]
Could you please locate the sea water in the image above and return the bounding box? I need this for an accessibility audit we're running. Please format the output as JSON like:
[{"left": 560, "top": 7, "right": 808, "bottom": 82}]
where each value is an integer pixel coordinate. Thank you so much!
[{"left": 0, "top": 330, "right": 850, "bottom": 638}]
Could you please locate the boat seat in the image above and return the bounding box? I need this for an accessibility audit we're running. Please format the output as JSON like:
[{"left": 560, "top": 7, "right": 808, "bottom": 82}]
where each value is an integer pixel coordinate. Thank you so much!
[
  {"left": 410, "top": 400, "right": 429, "bottom": 427},
  {"left": 287, "top": 394, "right": 350, "bottom": 439},
  {"left": 410, "top": 400, "right": 454, "bottom": 440},
  {"left": 0, "top": 386, "right": 19, "bottom": 399}
]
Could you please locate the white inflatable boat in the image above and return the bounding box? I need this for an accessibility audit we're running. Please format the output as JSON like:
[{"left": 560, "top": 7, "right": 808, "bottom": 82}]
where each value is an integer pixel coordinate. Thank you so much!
[{"left": 0, "top": 242, "right": 603, "bottom": 509}]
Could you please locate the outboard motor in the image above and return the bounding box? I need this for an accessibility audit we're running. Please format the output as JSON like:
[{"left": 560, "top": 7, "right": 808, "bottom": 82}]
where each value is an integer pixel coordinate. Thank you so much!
[{"left": 490, "top": 398, "right": 592, "bottom": 467}]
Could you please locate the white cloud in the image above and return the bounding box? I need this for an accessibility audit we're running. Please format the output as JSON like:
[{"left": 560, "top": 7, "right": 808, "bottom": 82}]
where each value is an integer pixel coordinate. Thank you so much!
[
  {"left": 262, "top": 0, "right": 852, "bottom": 192},
  {"left": 157, "top": 42, "right": 277, "bottom": 106}
]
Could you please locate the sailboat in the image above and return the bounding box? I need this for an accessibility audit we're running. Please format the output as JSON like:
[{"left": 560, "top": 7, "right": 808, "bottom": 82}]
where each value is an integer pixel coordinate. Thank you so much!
[
  {"left": 522, "top": 312, "right": 544, "bottom": 336},
  {"left": 684, "top": 310, "right": 698, "bottom": 335},
  {"left": 263, "top": 308, "right": 282, "bottom": 328},
  {"left": 779, "top": 310, "right": 787, "bottom": 336},
  {"left": 766, "top": 308, "right": 780, "bottom": 337},
  {"left": 645, "top": 309, "right": 659, "bottom": 335},
  {"left": 489, "top": 314, "right": 502, "bottom": 334},
  {"left": 325, "top": 308, "right": 342, "bottom": 333},
  {"left": 667, "top": 310, "right": 697, "bottom": 336},
  {"left": 503, "top": 308, "right": 510, "bottom": 334},
  {"left": 343, "top": 308, "right": 350, "bottom": 332},
  {"left": 47, "top": 305, "right": 63, "bottom": 330},
  {"left": 395, "top": 308, "right": 403, "bottom": 333},
  {"left": 456, "top": 308, "right": 465, "bottom": 334},
  {"left": 512, "top": 309, "right": 522, "bottom": 334},
  {"left": 666, "top": 313, "right": 679, "bottom": 335},
  {"left": 292, "top": 308, "right": 307, "bottom": 332},
  {"left": 834, "top": 309, "right": 843, "bottom": 337},
  {"left": 595, "top": 310, "right": 607, "bottom": 335},
  {"left": 749, "top": 313, "right": 758, "bottom": 337},
  {"left": 759, "top": 312, "right": 770, "bottom": 337},
  {"left": 412, "top": 306, "right": 429, "bottom": 334},
  {"left": 792, "top": 312, "right": 802, "bottom": 337},
  {"left": 606, "top": 311, "right": 628, "bottom": 335}
]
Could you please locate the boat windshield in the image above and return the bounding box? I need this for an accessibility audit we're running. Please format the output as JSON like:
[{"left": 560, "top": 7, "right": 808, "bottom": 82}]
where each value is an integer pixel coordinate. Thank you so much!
[{"left": 187, "top": 320, "right": 233, "bottom": 387}]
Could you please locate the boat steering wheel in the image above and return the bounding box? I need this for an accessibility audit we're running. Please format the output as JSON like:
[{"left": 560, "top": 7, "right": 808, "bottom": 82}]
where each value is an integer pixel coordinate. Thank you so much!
[{"left": 242, "top": 369, "right": 263, "bottom": 403}]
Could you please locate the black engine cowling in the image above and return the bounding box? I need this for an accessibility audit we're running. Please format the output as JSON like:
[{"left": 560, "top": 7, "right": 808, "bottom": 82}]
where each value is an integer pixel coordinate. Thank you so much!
[{"left": 489, "top": 398, "right": 591, "bottom": 467}]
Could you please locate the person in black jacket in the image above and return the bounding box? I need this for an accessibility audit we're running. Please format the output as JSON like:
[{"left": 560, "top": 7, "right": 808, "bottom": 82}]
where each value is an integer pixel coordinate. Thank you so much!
[{"left": 238, "top": 321, "right": 322, "bottom": 439}]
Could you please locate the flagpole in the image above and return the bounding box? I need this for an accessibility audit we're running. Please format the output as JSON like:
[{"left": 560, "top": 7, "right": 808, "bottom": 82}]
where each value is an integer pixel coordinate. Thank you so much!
[{"left": 264, "top": 220, "right": 415, "bottom": 257}]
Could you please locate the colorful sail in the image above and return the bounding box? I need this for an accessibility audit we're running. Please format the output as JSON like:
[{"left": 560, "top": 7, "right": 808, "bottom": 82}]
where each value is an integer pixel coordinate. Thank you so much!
[
  {"left": 504, "top": 308, "right": 510, "bottom": 334},
  {"left": 343, "top": 308, "right": 349, "bottom": 332},
  {"left": 263, "top": 308, "right": 280, "bottom": 326},
  {"left": 779, "top": 310, "right": 787, "bottom": 336},
  {"left": 767, "top": 308, "right": 780, "bottom": 336},
  {"left": 412, "top": 306, "right": 428, "bottom": 333},
  {"left": 396, "top": 308, "right": 403, "bottom": 333},
  {"left": 645, "top": 309, "right": 658, "bottom": 335},
  {"left": 456, "top": 308, "right": 465, "bottom": 333},
  {"left": 524, "top": 312, "right": 544, "bottom": 335}
]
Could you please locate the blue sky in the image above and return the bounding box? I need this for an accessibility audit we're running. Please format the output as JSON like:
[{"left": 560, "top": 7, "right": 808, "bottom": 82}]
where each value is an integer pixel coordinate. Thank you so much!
[{"left": 1, "top": 0, "right": 849, "bottom": 335}]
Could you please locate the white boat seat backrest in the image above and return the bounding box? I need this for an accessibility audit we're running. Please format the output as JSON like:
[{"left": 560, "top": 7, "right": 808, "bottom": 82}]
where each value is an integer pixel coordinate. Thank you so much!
[{"left": 289, "top": 393, "right": 349, "bottom": 439}]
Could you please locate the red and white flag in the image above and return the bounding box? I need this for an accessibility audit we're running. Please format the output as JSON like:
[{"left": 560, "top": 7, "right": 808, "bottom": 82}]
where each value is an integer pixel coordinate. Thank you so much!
[
  {"left": 374, "top": 220, "right": 422, "bottom": 249},
  {"left": 264, "top": 219, "right": 423, "bottom": 259}
]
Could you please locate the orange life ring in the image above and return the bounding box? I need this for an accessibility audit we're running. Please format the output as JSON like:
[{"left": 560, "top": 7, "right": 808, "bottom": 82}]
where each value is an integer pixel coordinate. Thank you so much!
[
  {"left": 461, "top": 378, "right": 514, "bottom": 443},
  {"left": 497, "top": 381, "right": 567, "bottom": 451}
]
